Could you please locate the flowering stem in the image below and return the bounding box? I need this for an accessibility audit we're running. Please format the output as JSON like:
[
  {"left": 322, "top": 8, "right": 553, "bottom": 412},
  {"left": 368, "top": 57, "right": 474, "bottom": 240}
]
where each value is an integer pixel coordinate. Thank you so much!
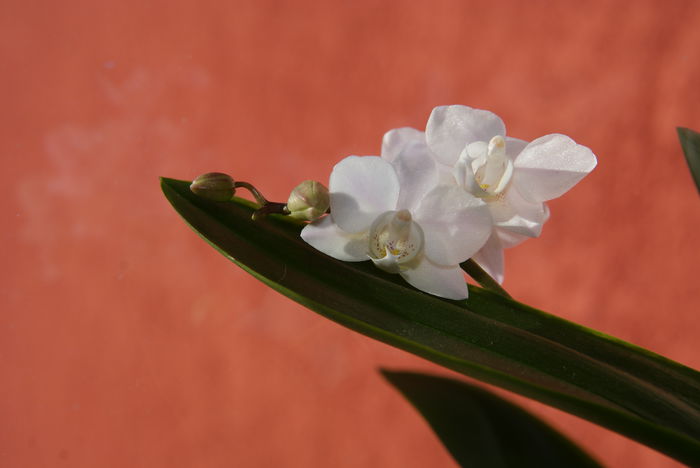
[
  {"left": 460, "top": 259, "right": 511, "bottom": 299},
  {"left": 252, "top": 202, "right": 289, "bottom": 220},
  {"left": 228, "top": 181, "right": 290, "bottom": 220},
  {"left": 234, "top": 181, "right": 269, "bottom": 206}
]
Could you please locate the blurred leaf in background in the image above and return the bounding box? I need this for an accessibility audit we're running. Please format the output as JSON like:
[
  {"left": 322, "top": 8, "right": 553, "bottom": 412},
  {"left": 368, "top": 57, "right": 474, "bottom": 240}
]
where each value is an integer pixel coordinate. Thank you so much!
[
  {"left": 381, "top": 370, "right": 601, "bottom": 468},
  {"left": 677, "top": 127, "right": 700, "bottom": 194}
]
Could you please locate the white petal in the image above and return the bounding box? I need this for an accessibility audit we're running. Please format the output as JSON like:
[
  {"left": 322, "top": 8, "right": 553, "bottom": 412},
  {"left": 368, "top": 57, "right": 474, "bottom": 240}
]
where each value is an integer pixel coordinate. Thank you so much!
[
  {"left": 426, "top": 105, "right": 506, "bottom": 166},
  {"left": 414, "top": 186, "right": 492, "bottom": 265},
  {"left": 496, "top": 216, "right": 542, "bottom": 238},
  {"left": 471, "top": 234, "right": 505, "bottom": 284},
  {"left": 392, "top": 141, "right": 439, "bottom": 211},
  {"left": 329, "top": 156, "right": 400, "bottom": 233},
  {"left": 513, "top": 134, "right": 597, "bottom": 202},
  {"left": 381, "top": 127, "right": 425, "bottom": 163},
  {"left": 494, "top": 227, "right": 529, "bottom": 249},
  {"left": 505, "top": 137, "right": 528, "bottom": 160},
  {"left": 489, "top": 185, "right": 547, "bottom": 224},
  {"left": 300, "top": 216, "right": 368, "bottom": 261},
  {"left": 491, "top": 187, "right": 548, "bottom": 238},
  {"left": 437, "top": 162, "right": 458, "bottom": 185},
  {"left": 400, "top": 257, "right": 468, "bottom": 300}
]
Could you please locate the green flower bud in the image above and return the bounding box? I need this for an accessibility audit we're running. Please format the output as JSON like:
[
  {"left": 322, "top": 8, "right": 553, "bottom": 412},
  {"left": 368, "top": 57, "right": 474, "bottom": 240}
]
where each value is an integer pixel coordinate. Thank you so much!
[
  {"left": 190, "top": 172, "right": 236, "bottom": 201},
  {"left": 286, "top": 180, "right": 330, "bottom": 221}
]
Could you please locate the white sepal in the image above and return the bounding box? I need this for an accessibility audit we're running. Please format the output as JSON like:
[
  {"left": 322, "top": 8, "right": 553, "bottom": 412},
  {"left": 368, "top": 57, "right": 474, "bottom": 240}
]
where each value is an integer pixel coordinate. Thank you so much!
[
  {"left": 472, "top": 234, "right": 505, "bottom": 285},
  {"left": 300, "top": 216, "right": 368, "bottom": 262},
  {"left": 426, "top": 105, "right": 506, "bottom": 166},
  {"left": 381, "top": 127, "right": 425, "bottom": 163},
  {"left": 401, "top": 256, "right": 469, "bottom": 300}
]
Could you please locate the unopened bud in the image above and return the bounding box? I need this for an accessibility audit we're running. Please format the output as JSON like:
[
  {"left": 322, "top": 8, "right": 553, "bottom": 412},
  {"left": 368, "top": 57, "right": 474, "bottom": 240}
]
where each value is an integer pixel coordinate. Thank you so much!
[
  {"left": 286, "top": 180, "right": 330, "bottom": 221},
  {"left": 190, "top": 172, "right": 236, "bottom": 201}
]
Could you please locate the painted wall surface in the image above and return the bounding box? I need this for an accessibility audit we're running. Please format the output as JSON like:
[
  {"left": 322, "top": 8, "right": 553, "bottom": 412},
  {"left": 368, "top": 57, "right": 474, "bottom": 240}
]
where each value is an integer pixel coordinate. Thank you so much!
[{"left": 2, "top": 1, "right": 699, "bottom": 467}]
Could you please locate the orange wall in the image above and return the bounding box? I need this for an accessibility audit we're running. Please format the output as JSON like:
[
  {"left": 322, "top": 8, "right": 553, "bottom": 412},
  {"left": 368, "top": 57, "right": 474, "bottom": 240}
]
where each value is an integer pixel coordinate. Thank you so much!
[{"left": 2, "top": 1, "right": 699, "bottom": 467}]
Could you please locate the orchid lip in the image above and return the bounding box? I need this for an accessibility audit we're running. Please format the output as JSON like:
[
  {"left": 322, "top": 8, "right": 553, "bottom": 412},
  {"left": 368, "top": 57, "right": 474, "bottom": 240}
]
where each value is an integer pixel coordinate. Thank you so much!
[
  {"left": 368, "top": 210, "right": 424, "bottom": 272},
  {"left": 456, "top": 135, "right": 513, "bottom": 198}
]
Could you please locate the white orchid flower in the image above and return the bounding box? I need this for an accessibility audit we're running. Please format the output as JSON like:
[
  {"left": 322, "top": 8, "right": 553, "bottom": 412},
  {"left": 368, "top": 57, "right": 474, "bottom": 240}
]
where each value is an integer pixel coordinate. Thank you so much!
[
  {"left": 383, "top": 105, "right": 597, "bottom": 284},
  {"left": 301, "top": 144, "right": 491, "bottom": 300}
]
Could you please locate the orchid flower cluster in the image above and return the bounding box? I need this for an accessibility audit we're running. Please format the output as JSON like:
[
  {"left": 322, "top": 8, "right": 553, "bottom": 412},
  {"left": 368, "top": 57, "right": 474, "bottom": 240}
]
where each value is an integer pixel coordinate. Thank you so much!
[
  {"left": 191, "top": 105, "right": 597, "bottom": 300},
  {"left": 300, "top": 105, "right": 597, "bottom": 300}
]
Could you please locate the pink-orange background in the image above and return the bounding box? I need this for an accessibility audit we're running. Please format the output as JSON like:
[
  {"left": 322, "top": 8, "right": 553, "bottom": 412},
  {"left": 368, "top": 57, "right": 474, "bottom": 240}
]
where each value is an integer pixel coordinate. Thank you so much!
[{"left": 2, "top": 1, "right": 700, "bottom": 467}]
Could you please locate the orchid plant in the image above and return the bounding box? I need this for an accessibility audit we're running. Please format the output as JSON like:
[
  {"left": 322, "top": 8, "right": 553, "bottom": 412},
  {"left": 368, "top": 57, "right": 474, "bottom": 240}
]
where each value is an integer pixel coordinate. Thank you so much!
[{"left": 162, "top": 109, "right": 700, "bottom": 467}]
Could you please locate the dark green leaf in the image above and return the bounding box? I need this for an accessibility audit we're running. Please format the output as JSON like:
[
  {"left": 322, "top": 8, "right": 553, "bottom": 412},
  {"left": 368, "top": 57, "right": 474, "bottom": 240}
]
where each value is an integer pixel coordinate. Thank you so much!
[
  {"left": 381, "top": 370, "right": 602, "bottom": 468},
  {"left": 161, "top": 177, "right": 700, "bottom": 465},
  {"left": 677, "top": 127, "right": 700, "bottom": 194},
  {"left": 460, "top": 258, "right": 511, "bottom": 298}
]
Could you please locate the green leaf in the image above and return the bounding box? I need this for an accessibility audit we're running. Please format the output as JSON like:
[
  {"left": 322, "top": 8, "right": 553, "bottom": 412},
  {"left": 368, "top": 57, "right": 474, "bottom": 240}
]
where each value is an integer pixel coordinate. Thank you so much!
[
  {"left": 381, "top": 370, "right": 602, "bottom": 468},
  {"left": 161, "top": 177, "right": 700, "bottom": 465},
  {"left": 678, "top": 127, "right": 700, "bottom": 194}
]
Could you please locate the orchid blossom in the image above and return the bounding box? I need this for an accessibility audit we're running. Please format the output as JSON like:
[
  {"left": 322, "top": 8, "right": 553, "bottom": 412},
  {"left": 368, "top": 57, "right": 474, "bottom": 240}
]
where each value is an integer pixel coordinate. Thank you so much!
[
  {"left": 301, "top": 144, "right": 491, "bottom": 300},
  {"left": 382, "top": 105, "right": 597, "bottom": 284}
]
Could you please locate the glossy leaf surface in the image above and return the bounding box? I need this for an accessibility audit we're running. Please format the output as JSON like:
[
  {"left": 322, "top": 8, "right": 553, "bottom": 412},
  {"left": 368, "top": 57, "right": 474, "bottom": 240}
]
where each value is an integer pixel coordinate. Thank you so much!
[{"left": 161, "top": 177, "right": 700, "bottom": 465}]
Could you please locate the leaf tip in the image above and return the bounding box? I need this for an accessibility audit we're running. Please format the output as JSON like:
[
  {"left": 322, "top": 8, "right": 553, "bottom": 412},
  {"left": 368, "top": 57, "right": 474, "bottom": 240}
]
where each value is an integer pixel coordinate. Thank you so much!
[
  {"left": 378, "top": 368, "right": 414, "bottom": 389},
  {"left": 676, "top": 126, "right": 700, "bottom": 194}
]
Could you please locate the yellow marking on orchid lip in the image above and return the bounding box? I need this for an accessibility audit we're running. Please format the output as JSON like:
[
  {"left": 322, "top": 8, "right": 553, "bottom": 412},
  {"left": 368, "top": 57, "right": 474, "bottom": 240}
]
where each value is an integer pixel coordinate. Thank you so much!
[
  {"left": 480, "top": 183, "right": 490, "bottom": 189},
  {"left": 372, "top": 237, "right": 387, "bottom": 258},
  {"left": 369, "top": 210, "right": 424, "bottom": 266}
]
